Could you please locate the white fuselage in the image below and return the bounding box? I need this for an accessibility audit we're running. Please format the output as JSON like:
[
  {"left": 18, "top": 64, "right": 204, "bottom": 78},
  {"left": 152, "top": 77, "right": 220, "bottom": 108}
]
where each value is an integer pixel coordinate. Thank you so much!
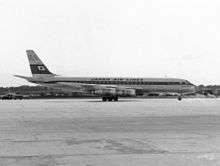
[{"left": 28, "top": 76, "right": 196, "bottom": 95}]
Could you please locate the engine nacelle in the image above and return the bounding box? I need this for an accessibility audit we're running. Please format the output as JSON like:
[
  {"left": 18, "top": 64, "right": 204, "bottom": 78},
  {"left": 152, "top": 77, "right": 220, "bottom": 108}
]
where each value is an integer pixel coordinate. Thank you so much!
[
  {"left": 117, "top": 89, "right": 136, "bottom": 96},
  {"left": 95, "top": 88, "right": 136, "bottom": 97},
  {"left": 94, "top": 88, "right": 117, "bottom": 95}
]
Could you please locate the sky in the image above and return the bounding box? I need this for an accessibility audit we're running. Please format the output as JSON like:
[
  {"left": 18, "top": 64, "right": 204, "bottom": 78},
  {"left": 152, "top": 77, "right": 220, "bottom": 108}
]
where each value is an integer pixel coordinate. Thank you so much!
[{"left": 0, "top": 0, "right": 220, "bottom": 86}]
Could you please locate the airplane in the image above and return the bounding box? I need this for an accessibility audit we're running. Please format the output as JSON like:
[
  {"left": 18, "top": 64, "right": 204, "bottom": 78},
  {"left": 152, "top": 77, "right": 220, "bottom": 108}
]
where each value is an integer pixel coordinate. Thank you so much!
[{"left": 15, "top": 50, "right": 196, "bottom": 101}]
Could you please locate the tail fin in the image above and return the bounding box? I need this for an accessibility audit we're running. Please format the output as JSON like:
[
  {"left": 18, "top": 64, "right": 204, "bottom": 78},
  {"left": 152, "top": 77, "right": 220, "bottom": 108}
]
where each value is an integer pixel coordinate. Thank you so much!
[{"left": 26, "top": 50, "right": 55, "bottom": 78}]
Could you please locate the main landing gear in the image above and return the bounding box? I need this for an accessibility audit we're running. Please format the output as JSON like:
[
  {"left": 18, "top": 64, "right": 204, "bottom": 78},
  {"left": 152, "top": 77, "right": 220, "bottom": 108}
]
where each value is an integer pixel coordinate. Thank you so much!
[
  {"left": 102, "top": 96, "right": 118, "bottom": 102},
  {"left": 177, "top": 95, "right": 182, "bottom": 101}
]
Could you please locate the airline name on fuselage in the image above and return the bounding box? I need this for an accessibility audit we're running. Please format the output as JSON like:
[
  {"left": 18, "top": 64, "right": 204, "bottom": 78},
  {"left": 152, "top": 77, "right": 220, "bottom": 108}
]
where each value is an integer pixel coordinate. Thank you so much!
[{"left": 91, "top": 78, "right": 144, "bottom": 81}]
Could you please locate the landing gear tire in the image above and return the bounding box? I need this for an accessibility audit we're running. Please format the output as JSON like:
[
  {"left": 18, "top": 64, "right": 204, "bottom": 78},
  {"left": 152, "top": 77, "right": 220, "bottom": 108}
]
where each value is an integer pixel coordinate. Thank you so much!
[
  {"left": 102, "top": 96, "right": 119, "bottom": 102},
  {"left": 178, "top": 96, "right": 182, "bottom": 101},
  {"left": 102, "top": 97, "right": 107, "bottom": 102}
]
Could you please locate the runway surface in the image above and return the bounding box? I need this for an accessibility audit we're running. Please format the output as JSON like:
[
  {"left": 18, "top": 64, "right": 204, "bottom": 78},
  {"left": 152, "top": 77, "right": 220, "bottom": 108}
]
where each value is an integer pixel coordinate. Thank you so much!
[{"left": 0, "top": 98, "right": 220, "bottom": 166}]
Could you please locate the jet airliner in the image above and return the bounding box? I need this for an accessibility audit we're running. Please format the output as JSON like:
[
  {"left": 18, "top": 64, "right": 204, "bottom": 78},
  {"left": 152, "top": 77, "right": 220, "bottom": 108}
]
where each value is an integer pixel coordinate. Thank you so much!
[{"left": 15, "top": 50, "right": 196, "bottom": 101}]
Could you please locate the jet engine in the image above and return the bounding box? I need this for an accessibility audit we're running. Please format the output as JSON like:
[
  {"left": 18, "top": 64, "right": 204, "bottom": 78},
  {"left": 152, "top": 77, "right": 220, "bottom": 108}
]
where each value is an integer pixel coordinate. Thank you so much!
[
  {"left": 117, "top": 89, "right": 136, "bottom": 96},
  {"left": 94, "top": 88, "right": 136, "bottom": 97},
  {"left": 94, "top": 88, "right": 117, "bottom": 95}
]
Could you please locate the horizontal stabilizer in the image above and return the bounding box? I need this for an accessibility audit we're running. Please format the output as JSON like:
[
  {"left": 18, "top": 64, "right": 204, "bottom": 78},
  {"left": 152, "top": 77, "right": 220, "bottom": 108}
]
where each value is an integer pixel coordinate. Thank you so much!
[{"left": 14, "top": 75, "right": 30, "bottom": 79}]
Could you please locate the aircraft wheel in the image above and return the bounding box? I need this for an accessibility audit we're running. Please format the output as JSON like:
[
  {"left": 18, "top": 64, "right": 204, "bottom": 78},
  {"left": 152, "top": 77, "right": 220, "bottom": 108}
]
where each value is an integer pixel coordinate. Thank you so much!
[
  {"left": 178, "top": 96, "right": 182, "bottom": 101},
  {"left": 102, "top": 97, "right": 107, "bottom": 102},
  {"left": 114, "top": 96, "right": 118, "bottom": 101},
  {"left": 108, "top": 97, "right": 113, "bottom": 101}
]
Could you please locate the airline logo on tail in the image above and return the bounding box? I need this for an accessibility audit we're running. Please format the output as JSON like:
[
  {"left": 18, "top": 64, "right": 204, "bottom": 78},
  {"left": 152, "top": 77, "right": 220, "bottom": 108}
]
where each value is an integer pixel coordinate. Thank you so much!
[
  {"left": 37, "top": 66, "right": 46, "bottom": 71},
  {"left": 26, "top": 50, "right": 55, "bottom": 77}
]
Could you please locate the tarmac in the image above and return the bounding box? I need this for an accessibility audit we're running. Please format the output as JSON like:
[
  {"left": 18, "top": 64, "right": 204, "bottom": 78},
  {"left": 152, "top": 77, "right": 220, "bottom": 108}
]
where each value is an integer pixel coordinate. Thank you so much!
[{"left": 0, "top": 98, "right": 220, "bottom": 166}]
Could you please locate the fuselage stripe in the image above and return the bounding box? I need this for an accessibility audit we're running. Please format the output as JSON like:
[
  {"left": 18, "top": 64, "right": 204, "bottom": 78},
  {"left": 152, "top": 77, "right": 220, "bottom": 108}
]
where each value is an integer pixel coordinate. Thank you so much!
[{"left": 41, "top": 80, "right": 192, "bottom": 86}]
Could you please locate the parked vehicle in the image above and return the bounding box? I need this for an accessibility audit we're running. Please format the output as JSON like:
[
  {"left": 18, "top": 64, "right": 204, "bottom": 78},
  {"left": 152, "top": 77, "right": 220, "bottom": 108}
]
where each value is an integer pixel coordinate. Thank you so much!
[
  {"left": 1, "top": 93, "right": 24, "bottom": 100},
  {"left": 1, "top": 94, "right": 13, "bottom": 100}
]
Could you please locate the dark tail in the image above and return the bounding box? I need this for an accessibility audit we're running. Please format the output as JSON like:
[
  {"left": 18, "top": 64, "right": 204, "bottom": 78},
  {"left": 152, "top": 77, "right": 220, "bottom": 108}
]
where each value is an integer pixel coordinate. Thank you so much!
[{"left": 26, "top": 50, "right": 55, "bottom": 78}]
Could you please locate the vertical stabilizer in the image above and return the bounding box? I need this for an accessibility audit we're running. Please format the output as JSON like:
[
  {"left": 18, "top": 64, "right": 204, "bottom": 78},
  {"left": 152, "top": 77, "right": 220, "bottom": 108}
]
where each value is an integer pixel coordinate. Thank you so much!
[{"left": 26, "top": 50, "right": 55, "bottom": 78}]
